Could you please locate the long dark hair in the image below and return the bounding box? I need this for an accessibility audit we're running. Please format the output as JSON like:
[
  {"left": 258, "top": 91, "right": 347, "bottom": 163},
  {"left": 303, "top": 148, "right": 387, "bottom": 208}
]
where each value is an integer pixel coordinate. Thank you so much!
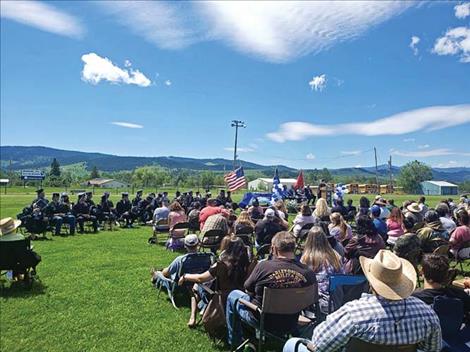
[{"left": 220, "top": 237, "right": 249, "bottom": 283}]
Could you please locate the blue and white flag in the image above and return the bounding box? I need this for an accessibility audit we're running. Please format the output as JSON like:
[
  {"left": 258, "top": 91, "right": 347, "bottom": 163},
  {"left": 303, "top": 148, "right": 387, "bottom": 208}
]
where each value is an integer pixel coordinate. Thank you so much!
[{"left": 272, "top": 168, "right": 283, "bottom": 201}]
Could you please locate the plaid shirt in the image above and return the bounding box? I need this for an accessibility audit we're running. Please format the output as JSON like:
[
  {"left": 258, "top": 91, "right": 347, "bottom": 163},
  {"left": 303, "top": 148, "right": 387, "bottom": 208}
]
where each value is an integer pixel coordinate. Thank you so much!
[
  {"left": 201, "top": 214, "right": 228, "bottom": 235},
  {"left": 312, "top": 293, "right": 442, "bottom": 352}
]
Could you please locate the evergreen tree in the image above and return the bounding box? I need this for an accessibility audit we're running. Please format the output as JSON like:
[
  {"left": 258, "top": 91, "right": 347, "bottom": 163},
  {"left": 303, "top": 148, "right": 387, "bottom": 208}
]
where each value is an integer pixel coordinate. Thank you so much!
[
  {"left": 50, "top": 158, "right": 61, "bottom": 177},
  {"left": 90, "top": 166, "right": 100, "bottom": 179}
]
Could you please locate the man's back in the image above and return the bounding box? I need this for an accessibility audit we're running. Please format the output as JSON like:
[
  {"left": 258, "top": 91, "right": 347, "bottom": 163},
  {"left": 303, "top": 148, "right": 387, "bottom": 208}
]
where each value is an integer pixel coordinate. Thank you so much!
[
  {"left": 255, "top": 219, "right": 282, "bottom": 245},
  {"left": 312, "top": 293, "right": 441, "bottom": 352},
  {"left": 244, "top": 258, "right": 317, "bottom": 332}
]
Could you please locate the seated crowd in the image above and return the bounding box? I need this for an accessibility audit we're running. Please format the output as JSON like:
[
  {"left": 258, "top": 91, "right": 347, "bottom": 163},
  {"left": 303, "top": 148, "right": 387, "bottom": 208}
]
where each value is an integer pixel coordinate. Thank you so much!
[{"left": 150, "top": 192, "right": 470, "bottom": 351}]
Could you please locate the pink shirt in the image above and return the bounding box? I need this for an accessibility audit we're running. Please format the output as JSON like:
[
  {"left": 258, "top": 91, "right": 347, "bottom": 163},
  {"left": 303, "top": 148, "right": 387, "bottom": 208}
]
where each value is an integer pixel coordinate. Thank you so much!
[
  {"left": 450, "top": 225, "right": 470, "bottom": 251},
  {"left": 386, "top": 219, "right": 404, "bottom": 237},
  {"left": 169, "top": 210, "right": 187, "bottom": 236}
]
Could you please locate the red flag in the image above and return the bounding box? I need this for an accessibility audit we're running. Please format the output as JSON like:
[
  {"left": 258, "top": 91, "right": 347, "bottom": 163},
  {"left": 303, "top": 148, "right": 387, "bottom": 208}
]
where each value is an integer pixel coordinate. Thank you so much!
[{"left": 294, "top": 170, "right": 304, "bottom": 190}]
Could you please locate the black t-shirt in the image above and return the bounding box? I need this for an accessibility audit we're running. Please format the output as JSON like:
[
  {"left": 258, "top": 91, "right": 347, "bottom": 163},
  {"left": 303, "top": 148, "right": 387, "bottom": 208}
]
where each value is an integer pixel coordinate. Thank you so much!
[
  {"left": 255, "top": 219, "right": 283, "bottom": 245},
  {"left": 244, "top": 258, "right": 317, "bottom": 333},
  {"left": 412, "top": 287, "right": 470, "bottom": 318},
  {"left": 331, "top": 205, "right": 347, "bottom": 216}
]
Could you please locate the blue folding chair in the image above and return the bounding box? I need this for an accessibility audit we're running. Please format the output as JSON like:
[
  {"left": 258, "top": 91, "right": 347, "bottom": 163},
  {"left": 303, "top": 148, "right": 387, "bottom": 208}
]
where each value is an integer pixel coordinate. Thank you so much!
[
  {"left": 156, "top": 252, "right": 215, "bottom": 309},
  {"left": 433, "top": 295, "right": 470, "bottom": 352},
  {"left": 328, "top": 275, "right": 369, "bottom": 313}
]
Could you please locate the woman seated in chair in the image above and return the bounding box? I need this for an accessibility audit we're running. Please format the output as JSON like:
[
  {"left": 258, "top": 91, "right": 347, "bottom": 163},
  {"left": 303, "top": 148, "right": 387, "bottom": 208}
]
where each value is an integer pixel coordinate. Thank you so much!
[
  {"left": 328, "top": 212, "right": 352, "bottom": 245},
  {"left": 300, "top": 226, "right": 344, "bottom": 315},
  {"left": 234, "top": 211, "right": 255, "bottom": 244},
  {"left": 167, "top": 201, "right": 188, "bottom": 249},
  {"left": 450, "top": 209, "right": 470, "bottom": 258},
  {"left": 292, "top": 205, "right": 316, "bottom": 238},
  {"left": 178, "top": 237, "right": 250, "bottom": 328}
]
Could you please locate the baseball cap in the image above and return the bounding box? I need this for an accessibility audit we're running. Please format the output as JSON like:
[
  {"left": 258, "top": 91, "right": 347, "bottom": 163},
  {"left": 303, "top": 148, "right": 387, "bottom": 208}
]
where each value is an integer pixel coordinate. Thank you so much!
[
  {"left": 184, "top": 234, "right": 199, "bottom": 247},
  {"left": 265, "top": 208, "right": 276, "bottom": 218}
]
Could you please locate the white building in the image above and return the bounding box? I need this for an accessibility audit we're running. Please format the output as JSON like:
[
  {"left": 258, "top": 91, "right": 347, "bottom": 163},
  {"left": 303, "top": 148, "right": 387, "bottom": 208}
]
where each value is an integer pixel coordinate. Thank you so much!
[
  {"left": 84, "top": 178, "right": 128, "bottom": 189},
  {"left": 248, "top": 178, "right": 298, "bottom": 191}
]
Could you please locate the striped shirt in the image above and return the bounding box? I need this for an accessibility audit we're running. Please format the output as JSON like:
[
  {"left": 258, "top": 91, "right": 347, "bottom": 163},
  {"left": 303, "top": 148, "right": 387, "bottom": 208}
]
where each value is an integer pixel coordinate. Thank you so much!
[{"left": 312, "top": 293, "right": 442, "bottom": 352}]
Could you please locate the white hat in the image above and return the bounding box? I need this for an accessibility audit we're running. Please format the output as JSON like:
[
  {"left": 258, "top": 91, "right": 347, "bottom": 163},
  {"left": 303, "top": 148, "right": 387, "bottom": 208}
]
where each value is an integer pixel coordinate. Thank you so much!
[
  {"left": 184, "top": 234, "right": 199, "bottom": 247},
  {"left": 264, "top": 208, "right": 276, "bottom": 218},
  {"left": 360, "top": 250, "right": 416, "bottom": 300},
  {"left": 0, "top": 217, "right": 22, "bottom": 236}
]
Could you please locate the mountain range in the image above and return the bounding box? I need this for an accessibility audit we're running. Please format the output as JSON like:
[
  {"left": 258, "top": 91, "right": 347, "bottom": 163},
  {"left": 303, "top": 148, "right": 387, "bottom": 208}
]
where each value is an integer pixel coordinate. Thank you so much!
[{"left": 1, "top": 146, "right": 469, "bottom": 183}]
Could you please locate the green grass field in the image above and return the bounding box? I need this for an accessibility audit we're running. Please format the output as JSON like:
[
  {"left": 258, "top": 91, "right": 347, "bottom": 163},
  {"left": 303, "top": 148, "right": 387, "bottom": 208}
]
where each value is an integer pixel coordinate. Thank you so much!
[{"left": 0, "top": 188, "right": 457, "bottom": 351}]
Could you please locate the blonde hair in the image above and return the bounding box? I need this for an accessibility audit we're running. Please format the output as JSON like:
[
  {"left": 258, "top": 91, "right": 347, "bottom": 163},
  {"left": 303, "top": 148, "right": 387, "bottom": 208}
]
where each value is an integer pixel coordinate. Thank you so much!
[
  {"left": 301, "top": 226, "right": 341, "bottom": 272},
  {"left": 314, "top": 198, "right": 330, "bottom": 218},
  {"left": 236, "top": 211, "right": 255, "bottom": 228},
  {"left": 275, "top": 200, "right": 287, "bottom": 215},
  {"left": 330, "top": 212, "right": 348, "bottom": 242}
]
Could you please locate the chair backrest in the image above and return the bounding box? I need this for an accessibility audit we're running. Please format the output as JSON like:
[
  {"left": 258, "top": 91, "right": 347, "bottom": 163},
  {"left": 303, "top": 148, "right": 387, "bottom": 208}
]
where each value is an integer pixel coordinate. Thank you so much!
[
  {"left": 235, "top": 225, "right": 254, "bottom": 236},
  {"left": 261, "top": 284, "right": 318, "bottom": 315},
  {"left": 329, "top": 275, "right": 369, "bottom": 313},
  {"left": 433, "top": 295, "right": 464, "bottom": 339},
  {"left": 0, "top": 239, "right": 31, "bottom": 269},
  {"left": 256, "top": 244, "right": 271, "bottom": 260},
  {"left": 345, "top": 338, "right": 417, "bottom": 352},
  {"left": 432, "top": 244, "right": 450, "bottom": 256},
  {"left": 179, "top": 252, "right": 215, "bottom": 277},
  {"left": 172, "top": 222, "right": 189, "bottom": 230},
  {"left": 201, "top": 229, "right": 225, "bottom": 243},
  {"left": 156, "top": 218, "right": 169, "bottom": 226}
]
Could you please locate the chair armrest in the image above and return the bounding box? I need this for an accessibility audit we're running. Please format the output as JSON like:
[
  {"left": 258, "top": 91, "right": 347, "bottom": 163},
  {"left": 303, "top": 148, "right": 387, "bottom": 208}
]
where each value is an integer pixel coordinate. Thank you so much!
[
  {"left": 299, "top": 340, "right": 315, "bottom": 352},
  {"left": 238, "top": 298, "right": 260, "bottom": 313},
  {"left": 198, "top": 283, "right": 215, "bottom": 296}
]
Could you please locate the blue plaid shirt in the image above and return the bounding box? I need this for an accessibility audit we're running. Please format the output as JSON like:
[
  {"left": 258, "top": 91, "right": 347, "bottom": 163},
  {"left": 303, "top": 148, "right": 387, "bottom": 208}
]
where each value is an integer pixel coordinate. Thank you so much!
[{"left": 312, "top": 293, "right": 442, "bottom": 352}]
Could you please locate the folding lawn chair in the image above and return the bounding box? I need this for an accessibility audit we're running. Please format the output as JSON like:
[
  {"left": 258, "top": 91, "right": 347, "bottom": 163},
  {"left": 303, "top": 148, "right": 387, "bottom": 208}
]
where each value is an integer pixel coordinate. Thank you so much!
[
  {"left": 433, "top": 295, "right": 470, "bottom": 352},
  {"left": 290, "top": 337, "right": 417, "bottom": 352},
  {"left": 328, "top": 275, "right": 369, "bottom": 313},
  {"left": 166, "top": 222, "right": 189, "bottom": 251},
  {"left": 0, "top": 238, "right": 39, "bottom": 288},
  {"left": 199, "top": 229, "right": 225, "bottom": 253},
  {"left": 156, "top": 252, "right": 215, "bottom": 309},
  {"left": 234, "top": 285, "right": 318, "bottom": 352},
  {"left": 235, "top": 225, "right": 255, "bottom": 247}
]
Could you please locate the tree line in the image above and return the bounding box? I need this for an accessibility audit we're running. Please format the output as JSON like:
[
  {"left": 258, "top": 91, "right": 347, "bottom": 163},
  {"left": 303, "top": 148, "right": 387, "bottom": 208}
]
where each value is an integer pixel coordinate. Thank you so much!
[{"left": 1, "top": 158, "right": 468, "bottom": 194}]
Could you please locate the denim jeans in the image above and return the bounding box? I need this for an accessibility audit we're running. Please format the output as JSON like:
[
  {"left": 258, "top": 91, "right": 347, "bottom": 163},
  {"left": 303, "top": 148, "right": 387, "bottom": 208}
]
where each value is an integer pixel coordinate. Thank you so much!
[
  {"left": 282, "top": 338, "right": 311, "bottom": 352},
  {"left": 53, "top": 215, "right": 76, "bottom": 235},
  {"left": 226, "top": 290, "right": 258, "bottom": 347}
]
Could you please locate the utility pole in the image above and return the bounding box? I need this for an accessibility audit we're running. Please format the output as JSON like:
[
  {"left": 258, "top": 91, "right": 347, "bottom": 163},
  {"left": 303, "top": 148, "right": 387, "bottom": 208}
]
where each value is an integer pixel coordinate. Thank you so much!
[
  {"left": 388, "top": 155, "right": 393, "bottom": 191},
  {"left": 374, "top": 147, "right": 379, "bottom": 193},
  {"left": 231, "top": 120, "right": 246, "bottom": 169}
]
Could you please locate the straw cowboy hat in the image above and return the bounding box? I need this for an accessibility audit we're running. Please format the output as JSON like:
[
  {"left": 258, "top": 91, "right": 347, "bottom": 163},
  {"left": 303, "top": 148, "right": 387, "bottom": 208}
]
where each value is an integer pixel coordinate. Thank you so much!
[
  {"left": 359, "top": 250, "right": 416, "bottom": 300},
  {"left": 0, "top": 217, "right": 22, "bottom": 236},
  {"left": 406, "top": 203, "right": 421, "bottom": 213}
]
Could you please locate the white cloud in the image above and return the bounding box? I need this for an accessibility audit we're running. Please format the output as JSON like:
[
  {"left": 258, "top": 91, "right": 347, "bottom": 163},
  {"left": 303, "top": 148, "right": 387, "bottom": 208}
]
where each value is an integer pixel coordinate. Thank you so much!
[
  {"left": 391, "top": 148, "right": 470, "bottom": 158},
  {"left": 0, "top": 0, "right": 84, "bottom": 38},
  {"left": 308, "top": 74, "right": 327, "bottom": 92},
  {"left": 432, "top": 26, "right": 470, "bottom": 63},
  {"left": 124, "top": 60, "right": 132, "bottom": 68},
  {"left": 224, "top": 147, "right": 254, "bottom": 153},
  {"left": 248, "top": 143, "right": 259, "bottom": 149},
  {"left": 409, "top": 35, "right": 420, "bottom": 56},
  {"left": 455, "top": 3, "right": 470, "bottom": 19},
  {"left": 111, "top": 122, "right": 143, "bottom": 129},
  {"left": 81, "top": 53, "right": 152, "bottom": 87},
  {"left": 164, "top": 80, "right": 172, "bottom": 86},
  {"left": 403, "top": 138, "right": 415, "bottom": 142},
  {"left": 97, "top": 1, "right": 203, "bottom": 50},
  {"left": 341, "top": 150, "right": 361, "bottom": 156},
  {"left": 306, "top": 153, "right": 316, "bottom": 160},
  {"left": 97, "top": 1, "right": 414, "bottom": 63},
  {"left": 417, "top": 144, "right": 430, "bottom": 149},
  {"left": 267, "top": 104, "right": 470, "bottom": 142}
]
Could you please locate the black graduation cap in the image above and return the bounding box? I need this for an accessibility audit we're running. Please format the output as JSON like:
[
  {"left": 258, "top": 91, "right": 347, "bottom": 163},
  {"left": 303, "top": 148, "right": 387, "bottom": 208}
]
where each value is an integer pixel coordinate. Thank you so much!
[
  {"left": 121, "top": 192, "right": 129, "bottom": 197},
  {"left": 52, "top": 192, "right": 60, "bottom": 197},
  {"left": 36, "top": 188, "right": 44, "bottom": 194}
]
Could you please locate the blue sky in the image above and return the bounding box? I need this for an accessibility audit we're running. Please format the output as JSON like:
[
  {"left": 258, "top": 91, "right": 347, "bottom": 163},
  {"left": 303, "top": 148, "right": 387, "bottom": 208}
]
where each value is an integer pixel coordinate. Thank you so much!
[{"left": 1, "top": 1, "right": 469, "bottom": 169}]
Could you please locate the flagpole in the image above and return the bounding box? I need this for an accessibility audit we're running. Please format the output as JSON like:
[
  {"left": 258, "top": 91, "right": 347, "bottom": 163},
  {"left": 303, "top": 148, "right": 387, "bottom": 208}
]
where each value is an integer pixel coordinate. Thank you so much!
[{"left": 231, "top": 120, "right": 246, "bottom": 169}]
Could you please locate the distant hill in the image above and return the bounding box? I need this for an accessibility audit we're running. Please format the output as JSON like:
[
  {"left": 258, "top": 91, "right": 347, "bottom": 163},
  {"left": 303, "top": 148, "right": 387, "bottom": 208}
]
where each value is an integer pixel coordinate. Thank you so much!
[
  {"left": 0, "top": 145, "right": 292, "bottom": 173},
  {"left": 1, "top": 145, "right": 469, "bottom": 183}
]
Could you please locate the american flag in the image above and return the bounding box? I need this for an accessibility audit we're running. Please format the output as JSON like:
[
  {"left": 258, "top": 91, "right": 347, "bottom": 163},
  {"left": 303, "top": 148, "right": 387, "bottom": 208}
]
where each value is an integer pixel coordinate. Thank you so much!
[{"left": 224, "top": 167, "right": 246, "bottom": 192}]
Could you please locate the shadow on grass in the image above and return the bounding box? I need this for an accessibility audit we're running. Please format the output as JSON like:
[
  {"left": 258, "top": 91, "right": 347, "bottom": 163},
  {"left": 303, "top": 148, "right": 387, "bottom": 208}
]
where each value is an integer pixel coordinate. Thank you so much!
[{"left": 0, "top": 278, "right": 47, "bottom": 298}]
